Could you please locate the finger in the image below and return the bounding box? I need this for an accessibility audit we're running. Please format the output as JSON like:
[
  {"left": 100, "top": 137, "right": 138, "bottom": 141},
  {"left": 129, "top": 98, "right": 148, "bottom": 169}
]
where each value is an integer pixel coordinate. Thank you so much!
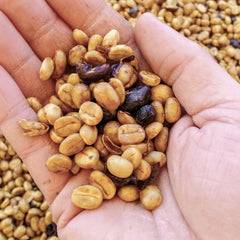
[
  {"left": 0, "top": 65, "right": 71, "bottom": 204},
  {"left": 0, "top": 0, "right": 74, "bottom": 58},
  {"left": 135, "top": 13, "right": 240, "bottom": 126},
  {"left": 0, "top": 11, "right": 54, "bottom": 101},
  {"left": 46, "top": 0, "right": 148, "bottom": 69}
]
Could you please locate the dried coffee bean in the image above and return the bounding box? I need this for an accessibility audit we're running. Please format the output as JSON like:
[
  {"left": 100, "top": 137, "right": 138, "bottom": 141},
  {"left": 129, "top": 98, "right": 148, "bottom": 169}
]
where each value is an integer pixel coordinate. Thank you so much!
[
  {"left": 46, "top": 154, "right": 72, "bottom": 173},
  {"left": 80, "top": 124, "right": 98, "bottom": 145},
  {"left": 88, "top": 34, "right": 103, "bottom": 51},
  {"left": 103, "top": 121, "right": 121, "bottom": 145},
  {"left": 144, "top": 151, "right": 166, "bottom": 167},
  {"left": 89, "top": 170, "right": 116, "bottom": 199},
  {"left": 53, "top": 116, "right": 81, "bottom": 137},
  {"left": 59, "top": 133, "right": 85, "bottom": 156},
  {"left": 68, "top": 45, "right": 87, "bottom": 66},
  {"left": 102, "top": 134, "right": 122, "bottom": 155},
  {"left": 67, "top": 73, "right": 80, "bottom": 85},
  {"left": 121, "top": 147, "right": 142, "bottom": 169},
  {"left": 93, "top": 82, "right": 120, "bottom": 111},
  {"left": 71, "top": 185, "right": 103, "bottom": 210},
  {"left": 49, "top": 129, "right": 64, "bottom": 144},
  {"left": 145, "top": 122, "right": 163, "bottom": 140},
  {"left": 121, "top": 142, "right": 148, "bottom": 155},
  {"left": 151, "top": 101, "right": 165, "bottom": 123},
  {"left": 52, "top": 50, "right": 67, "bottom": 79},
  {"left": 117, "top": 110, "right": 136, "bottom": 124},
  {"left": 39, "top": 57, "right": 54, "bottom": 81},
  {"left": 151, "top": 84, "right": 174, "bottom": 103},
  {"left": 57, "top": 83, "right": 76, "bottom": 109},
  {"left": 76, "top": 62, "right": 110, "bottom": 83},
  {"left": 140, "top": 185, "right": 162, "bottom": 211},
  {"left": 154, "top": 127, "right": 169, "bottom": 153},
  {"left": 109, "top": 78, "right": 126, "bottom": 105},
  {"left": 102, "top": 29, "right": 120, "bottom": 47},
  {"left": 133, "top": 160, "right": 151, "bottom": 181},
  {"left": 94, "top": 134, "right": 109, "bottom": 157},
  {"left": 49, "top": 95, "right": 73, "bottom": 114},
  {"left": 71, "top": 83, "right": 91, "bottom": 109},
  {"left": 27, "top": 97, "right": 42, "bottom": 113},
  {"left": 79, "top": 101, "right": 103, "bottom": 126},
  {"left": 121, "top": 86, "right": 151, "bottom": 112},
  {"left": 84, "top": 50, "right": 106, "bottom": 65},
  {"left": 117, "top": 185, "right": 139, "bottom": 202},
  {"left": 135, "top": 105, "right": 156, "bottom": 127},
  {"left": 106, "top": 155, "right": 133, "bottom": 178},
  {"left": 164, "top": 97, "right": 182, "bottom": 123},
  {"left": 108, "top": 44, "right": 133, "bottom": 61},
  {"left": 74, "top": 146, "right": 99, "bottom": 169},
  {"left": 118, "top": 124, "right": 145, "bottom": 145},
  {"left": 139, "top": 71, "right": 161, "bottom": 86},
  {"left": 73, "top": 29, "right": 89, "bottom": 46}
]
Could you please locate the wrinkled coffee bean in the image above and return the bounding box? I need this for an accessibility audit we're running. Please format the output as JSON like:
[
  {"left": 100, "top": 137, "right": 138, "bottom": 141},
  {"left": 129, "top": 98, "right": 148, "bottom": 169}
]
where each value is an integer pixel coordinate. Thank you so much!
[{"left": 135, "top": 105, "right": 156, "bottom": 127}]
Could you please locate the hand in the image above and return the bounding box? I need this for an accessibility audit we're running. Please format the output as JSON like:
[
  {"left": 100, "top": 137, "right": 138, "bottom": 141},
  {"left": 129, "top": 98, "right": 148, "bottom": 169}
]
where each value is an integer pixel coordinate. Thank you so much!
[{"left": 0, "top": 1, "right": 240, "bottom": 240}]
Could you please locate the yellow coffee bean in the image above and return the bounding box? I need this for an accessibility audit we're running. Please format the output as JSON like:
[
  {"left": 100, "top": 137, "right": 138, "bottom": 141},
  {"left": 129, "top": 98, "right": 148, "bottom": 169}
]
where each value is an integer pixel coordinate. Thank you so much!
[
  {"left": 140, "top": 185, "right": 162, "bottom": 211},
  {"left": 59, "top": 133, "right": 85, "bottom": 156},
  {"left": 67, "top": 73, "right": 80, "bottom": 85},
  {"left": 49, "top": 95, "right": 73, "bottom": 113},
  {"left": 118, "top": 124, "right": 145, "bottom": 145},
  {"left": 121, "top": 147, "right": 142, "bottom": 169},
  {"left": 118, "top": 185, "right": 139, "bottom": 202},
  {"left": 151, "top": 101, "right": 165, "bottom": 123},
  {"left": 154, "top": 127, "right": 169, "bottom": 153},
  {"left": 71, "top": 185, "right": 103, "bottom": 209},
  {"left": 57, "top": 83, "right": 77, "bottom": 109},
  {"left": 139, "top": 70, "right": 161, "bottom": 86},
  {"left": 71, "top": 83, "right": 91, "bottom": 109},
  {"left": 108, "top": 44, "right": 133, "bottom": 61},
  {"left": 49, "top": 128, "right": 64, "bottom": 144},
  {"left": 144, "top": 151, "right": 166, "bottom": 167},
  {"left": 165, "top": 97, "right": 182, "bottom": 123},
  {"left": 79, "top": 101, "right": 103, "bottom": 125},
  {"left": 89, "top": 170, "right": 116, "bottom": 199},
  {"left": 84, "top": 50, "right": 106, "bottom": 65},
  {"left": 80, "top": 124, "right": 98, "bottom": 145},
  {"left": 52, "top": 49, "right": 67, "bottom": 79},
  {"left": 133, "top": 160, "right": 151, "bottom": 181},
  {"left": 117, "top": 110, "right": 136, "bottom": 124},
  {"left": 39, "top": 57, "right": 54, "bottom": 81},
  {"left": 94, "top": 134, "right": 109, "bottom": 157},
  {"left": 102, "top": 29, "right": 120, "bottom": 47},
  {"left": 121, "top": 142, "right": 148, "bottom": 155},
  {"left": 88, "top": 34, "right": 103, "bottom": 51},
  {"left": 103, "top": 121, "right": 121, "bottom": 145},
  {"left": 68, "top": 45, "right": 87, "bottom": 66},
  {"left": 145, "top": 122, "right": 163, "bottom": 140},
  {"left": 109, "top": 78, "right": 126, "bottom": 105},
  {"left": 74, "top": 146, "right": 99, "bottom": 169},
  {"left": 151, "top": 84, "right": 174, "bottom": 103},
  {"left": 27, "top": 97, "right": 42, "bottom": 113},
  {"left": 73, "top": 29, "right": 89, "bottom": 46},
  {"left": 46, "top": 154, "right": 72, "bottom": 173},
  {"left": 107, "top": 155, "right": 133, "bottom": 178}
]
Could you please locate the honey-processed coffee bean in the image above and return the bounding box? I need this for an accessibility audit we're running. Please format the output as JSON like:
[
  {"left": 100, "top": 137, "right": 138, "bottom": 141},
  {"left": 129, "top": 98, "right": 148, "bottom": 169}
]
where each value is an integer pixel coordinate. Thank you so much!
[
  {"left": 74, "top": 146, "right": 99, "bottom": 169},
  {"left": 154, "top": 127, "right": 169, "bottom": 153},
  {"left": 144, "top": 151, "right": 166, "bottom": 167},
  {"left": 139, "top": 71, "right": 161, "bottom": 87},
  {"left": 103, "top": 121, "right": 121, "bottom": 145},
  {"left": 108, "top": 44, "right": 133, "bottom": 61},
  {"left": 39, "top": 57, "right": 54, "bottom": 81},
  {"left": 71, "top": 83, "right": 91, "bottom": 109},
  {"left": 59, "top": 133, "right": 85, "bottom": 156},
  {"left": 121, "top": 142, "right": 148, "bottom": 155},
  {"left": 140, "top": 185, "right": 162, "bottom": 211},
  {"left": 79, "top": 101, "right": 103, "bottom": 125},
  {"left": 67, "top": 73, "right": 80, "bottom": 85},
  {"left": 57, "top": 83, "right": 76, "bottom": 109},
  {"left": 109, "top": 78, "right": 126, "bottom": 105},
  {"left": 49, "top": 129, "right": 64, "bottom": 144},
  {"left": 145, "top": 122, "right": 163, "bottom": 140},
  {"left": 107, "top": 155, "right": 133, "bottom": 178},
  {"left": 71, "top": 185, "right": 103, "bottom": 210},
  {"left": 88, "top": 34, "right": 103, "bottom": 51},
  {"left": 121, "top": 147, "right": 142, "bottom": 169},
  {"left": 117, "top": 185, "right": 139, "bottom": 202},
  {"left": 164, "top": 97, "right": 182, "bottom": 123},
  {"left": 102, "top": 29, "right": 120, "bottom": 48},
  {"left": 52, "top": 50, "right": 67, "bottom": 79},
  {"left": 117, "top": 110, "right": 136, "bottom": 125},
  {"left": 135, "top": 105, "right": 156, "bottom": 127},
  {"left": 93, "top": 82, "right": 120, "bottom": 111},
  {"left": 80, "top": 124, "right": 98, "bottom": 145},
  {"left": 72, "top": 29, "right": 89, "bottom": 46},
  {"left": 151, "top": 84, "right": 174, "bottom": 103},
  {"left": 84, "top": 50, "right": 106, "bottom": 66},
  {"left": 89, "top": 170, "right": 116, "bottom": 199},
  {"left": 133, "top": 160, "right": 151, "bottom": 181},
  {"left": 54, "top": 116, "right": 81, "bottom": 137},
  {"left": 68, "top": 45, "right": 87, "bottom": 66},
  {"left": 102, "top": 134, "right": 122, "bottom": 155},
  {"left": 118, "top": 124, "right": 145, "bottom": 145},
  {"left": 94, "top": 134, "right": 109, "bottom": 157},
  {"left": 151, "top": 101, "right": 165, "bottom": 123},
  {"left": 27, "top": 97, "right": 42, "bottom": 113},
  {"left": 49, "top": 95, "right": 73, "bottom": 114},
  {"left": 46, "top": 154, "right": 72, "bottom": 173}
]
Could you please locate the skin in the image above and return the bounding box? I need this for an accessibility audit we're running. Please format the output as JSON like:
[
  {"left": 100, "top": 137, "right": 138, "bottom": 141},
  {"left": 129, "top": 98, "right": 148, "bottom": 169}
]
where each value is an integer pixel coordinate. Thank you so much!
[{"left": 0, "top": 1, "right": 240, "bottom": 239}]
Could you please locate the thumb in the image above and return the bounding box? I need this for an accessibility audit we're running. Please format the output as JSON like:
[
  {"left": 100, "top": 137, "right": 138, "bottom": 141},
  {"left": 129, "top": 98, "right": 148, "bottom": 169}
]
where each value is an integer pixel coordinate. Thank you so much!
[{"left": 135, "top": 13, "right": 240, "bottom": 127}]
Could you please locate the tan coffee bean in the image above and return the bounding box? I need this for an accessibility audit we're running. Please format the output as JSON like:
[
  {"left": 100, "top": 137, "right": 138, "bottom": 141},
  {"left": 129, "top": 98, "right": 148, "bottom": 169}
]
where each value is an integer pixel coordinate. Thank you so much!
[
  {"left": 46, "top": 154, "right": 72, "bottom": 173},
  {"left": 165, "top": 97, "right": 181, "bottom": 123},
  {"left": 102, "top": 29, "right": 120, "bottom": 47},
  {"left": 55, "top": 78, "right": 66, "bottom": 93},
  {"left": 139, "top": 71, "right": 161, "bottom": 86},
  {"left": 93, "top": 82, "right": 120, "bottom": 111},
  {"left": 74, "top": 146, "right": 99, "bottom": 169},
  {"left": 79, "top": 101, "right": 103, "bottom": 125},
  {"left": 121, "top": 142, "right": 148, "bottom": 155},
  {"left": 151, "top": 84, "right": 174, "bottom": 103},
  {"left": 94, "top": 134, "right": 109, "bottom": 157},
  {"left": 118, "top": 185, "right": 139, "bottom": 202},
  {"left": 27, "top": 97, "right": 42, "bottom": 113},
  {"left": 49, "top": 95, "right": 73, "bottom": 113},
  {"left": 71, "top": 161, "right": 81, "bottom": 175},
  {"left": 109, "top": 78, "right": 126, "bottom": 105},
  {"left": 117, "top": 110, "right": 136, "bottom": 124},
  {"left": 13, "top": 225, "right": 26, "bottom": 238},
  {"left": 71, "top": 83, "right": 91, "bottom": 108},
  {"left": 71, "top": 185, "right": 103, "bottom": 209},
  {"left": 57, "top": 83, "right": 76, "bottom": 109},
  {"left": 93, "top": 160, "right": 105, "bottom": 172},
  {"left": 18, "top": 119, "right": 49, "bottom": 137},
  {"left": 145, "top": 122, "right": 163, "bottom": 140},
  {"left": 151, "top": 101, "right": 165, "bottom": 123},
  {"left": 54, "top": 116, "right": 81, "bottom": 137},
  {"left": 133, "top": 160, "right": 151, "bottom": 181},
  {"left": 73, "top": 29, "right": 89, "bottom": 46},
  {"left": 80, "top": 124, "right": 98, "bottom": 145},
  {"left": 118, "top": 124, "right": 145, "bottom": 145},
  {"left": 59, "top": 133, "right": 85, "bottom": 156},
  {"left": 108, "top": 44, "right": 133, "bottom": 61},
  {"left": 68, "top": 45, "right": 87, "bottom": 66},
  {"left": 89, "top": 170, "right": 116, "bottom": 199},
  {"left": 121, "top": 147, "right": 142, "bottom": 169},
  {"left": 140, "top": 185, "right": 162, "bottom": 211},
  {"left": 52, "top": 50, "right": 67, "bottom": 79},
  {"left": 84, "top": 50, "right": 106, "bottom": 65},
  {"left": 67, "top": 73, "right": 81, "bottom": 85},
  {"left": 37, "top": 103, "right": 63, "bottom": 125},
  {"left": 103, "top": 121, "right": 121, "bottom": 145},
  {"left": 39, "top": 57, "right": 54, "bottom": 81},
  {"left": 107, "top": 155, "right": 133, "bottom": 178},
  {"left": 88, "top": 34, "right": 103, "bottom": 51},
  {"left": 144, "top": 151, "right": 166, "bottom": 167},
  {"left": 102, "top": 134, "right": 122, "bottom": 155},
  {"left": 154, "top": 127, "right": 169, "bottom": 152}
]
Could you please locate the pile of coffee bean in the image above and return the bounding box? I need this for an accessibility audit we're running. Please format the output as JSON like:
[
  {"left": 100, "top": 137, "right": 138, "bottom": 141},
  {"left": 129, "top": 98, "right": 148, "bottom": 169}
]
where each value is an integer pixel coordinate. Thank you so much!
[{"left": 19, "top": 29, "right": 182, "bottom": 211}]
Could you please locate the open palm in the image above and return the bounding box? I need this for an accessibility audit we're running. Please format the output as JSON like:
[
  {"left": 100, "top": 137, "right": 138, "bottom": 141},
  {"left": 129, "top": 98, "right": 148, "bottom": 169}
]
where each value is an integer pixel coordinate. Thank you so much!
[{"left": 0, "top": 1, "right": 240, "bottom": 240}]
